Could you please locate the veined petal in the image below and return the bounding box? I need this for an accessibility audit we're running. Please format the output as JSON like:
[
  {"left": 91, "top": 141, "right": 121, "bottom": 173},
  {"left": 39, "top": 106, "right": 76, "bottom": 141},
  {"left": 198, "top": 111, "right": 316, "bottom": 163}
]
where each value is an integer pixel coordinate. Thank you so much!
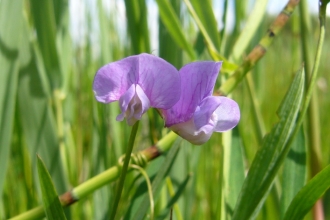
[
  {"left": 169, "top": 118, "right": 213, "bottom": 145},
  {"left": 212, "top": 96, "right": 240, "bottom": 132},
  {"left": 136, "top": 53, "right": 180, "bottom": 109},
  {"left": 164, "top": 61, "right": 222, "bottom": 126},
  {"left": 93, "top": 55, "right": 138, "bottom": 103}
]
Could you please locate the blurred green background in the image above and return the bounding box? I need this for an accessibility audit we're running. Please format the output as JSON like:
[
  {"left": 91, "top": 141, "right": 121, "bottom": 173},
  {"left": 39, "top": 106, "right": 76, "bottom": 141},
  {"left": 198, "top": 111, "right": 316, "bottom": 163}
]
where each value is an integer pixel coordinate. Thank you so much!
[{"left": 1, "top": 0, "right": 330, "bottom": 219}]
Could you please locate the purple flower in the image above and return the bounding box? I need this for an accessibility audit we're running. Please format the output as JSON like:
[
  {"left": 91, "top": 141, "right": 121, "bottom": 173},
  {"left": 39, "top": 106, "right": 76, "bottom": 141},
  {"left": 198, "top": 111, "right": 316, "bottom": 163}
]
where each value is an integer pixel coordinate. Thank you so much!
[
  {"left": 162, "top": 61, "right": 240, "bottom": 145},
  {"left": 93, "top": 53, "right": 181, "bottom": 125}
]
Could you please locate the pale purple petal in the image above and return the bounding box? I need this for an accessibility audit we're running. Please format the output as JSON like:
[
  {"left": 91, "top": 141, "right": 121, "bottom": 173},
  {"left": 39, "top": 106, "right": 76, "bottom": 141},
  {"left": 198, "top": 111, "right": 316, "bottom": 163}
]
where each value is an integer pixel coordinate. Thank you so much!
[
  {"left": 193, "top": 96, "right": 221, "bottom": 132},
  {"left": 212, "top": 96, "right": 240, "bottom": 132},
  {"left": 93, "top": 56, "right": 138, "bottom": 103},
  {"left": 136, "top": 53, "right": 180, "bottom": 109},
  {"left": 134, "top": 84, "right": 151, "bottom": 119},
  {"left": 169, "top": 118, "right": 213, "bottom": 145},
  {"left": 116, "top": 84, "right": 151, "bottom": 126},
  {"left": 116, "top": 84, "right": 136, "bottom": 121},
  {"left": 164, "top": 61, "right": 222, "bottom": 126}
]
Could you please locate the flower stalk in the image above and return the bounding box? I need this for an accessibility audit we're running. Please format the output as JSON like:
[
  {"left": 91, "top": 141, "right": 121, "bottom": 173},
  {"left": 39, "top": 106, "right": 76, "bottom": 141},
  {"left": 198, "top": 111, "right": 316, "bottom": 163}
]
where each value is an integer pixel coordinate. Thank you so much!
[{"left": 109, "top": 120, "right": 140, "bottom": 219}]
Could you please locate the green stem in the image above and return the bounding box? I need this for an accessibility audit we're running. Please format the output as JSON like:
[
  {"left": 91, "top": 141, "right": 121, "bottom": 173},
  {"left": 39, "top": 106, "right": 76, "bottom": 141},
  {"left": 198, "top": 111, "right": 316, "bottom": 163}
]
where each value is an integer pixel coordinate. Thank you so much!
[
  {"left": 73, "top": 166, "right": 120, "bottom": 199},
  {"left": 156, "top": 131, "right": 178, "bottom": 153},
  {"left": 299, "top": 0, "right": 322, "bottom": 176},
  {"left": 109, "top": 121, "right": 140, "bottom": 219},
  {"left": 10, "top": 128, "right": 177, "bottom": 220},
  {"left": 8, "top": 207, "right": 44, "bottom": 220},
  {"left": 284, "top": 0, "right": 326, "bottom": 178},
  {"left": 131, "top": 164, "right": 155, "bottom": 220},
  {"left": 298, "top": 11, "right": 325, "bottom": 135}
]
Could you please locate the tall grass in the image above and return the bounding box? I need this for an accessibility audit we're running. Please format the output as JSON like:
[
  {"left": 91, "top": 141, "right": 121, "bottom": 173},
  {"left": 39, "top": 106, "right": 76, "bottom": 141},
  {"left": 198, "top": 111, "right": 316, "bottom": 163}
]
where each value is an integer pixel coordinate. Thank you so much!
[{"left": 1, "top": 0, "right": 330, "bottom": 219}]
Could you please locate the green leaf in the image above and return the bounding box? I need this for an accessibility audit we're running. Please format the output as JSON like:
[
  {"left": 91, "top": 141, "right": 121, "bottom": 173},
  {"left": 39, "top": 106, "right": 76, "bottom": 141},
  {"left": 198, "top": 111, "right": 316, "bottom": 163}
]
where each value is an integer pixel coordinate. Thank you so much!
[
  {"left": 0, "top": 0, "right": 23, "bottom": 198},
  {"left": 232, "top": 68, "right": 305, "bottom": 220},
  {"left": 280, "top": 127, "right": 307, "bottom": 218},
  {"left": 156, "top": 0, "right": 196, "bottom": 60},
  {"left": 283, "top": 164, "right": 330, "bottom": 220},
  {"left": 37, "top": 155, "right": 67, "bottom": 220}
]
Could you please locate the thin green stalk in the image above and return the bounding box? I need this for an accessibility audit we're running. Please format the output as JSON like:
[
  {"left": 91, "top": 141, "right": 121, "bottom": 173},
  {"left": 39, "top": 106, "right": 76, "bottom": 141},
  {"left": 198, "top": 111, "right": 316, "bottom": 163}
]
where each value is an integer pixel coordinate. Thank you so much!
[
  {"left": 8, "top": 207, "right": 44, "bottom": 220},
  {"left": 282, "top": 0, "right": 326, "bottom": 189},
  {"left": 182, "top": 0, "right": 224, "bottom": 61},
  {"left": 72, "top": 167, "right": 120, "bottom": 199},
  {"left": 155, "top": 131, "right": 178, "bottom": 153},
  {"left": 296, "top": 5, "right": 326, "bottom": 140},
  {"left": 54, "top": 89, "right": 69, "bottom": 182},
  {"left": 219, "top": 0, "right": 228, "bottom": 52},
  {"left": 275, "top": 30, "right": 324, "bottom": 220},
  {"left": 131, "top": 164, "right": 154, "bottom": 220},
  {"left": 294, "top": 3, "right": 327, "bottom": 219},
  {"left": 299, "top": 0, "right": 323, "bottom": 175},
  {"left": 299, "top": 2, "right": 324, "bottom": 218},
  {"left": 110, "top": 121, "right": 140, "bottom": 220}
]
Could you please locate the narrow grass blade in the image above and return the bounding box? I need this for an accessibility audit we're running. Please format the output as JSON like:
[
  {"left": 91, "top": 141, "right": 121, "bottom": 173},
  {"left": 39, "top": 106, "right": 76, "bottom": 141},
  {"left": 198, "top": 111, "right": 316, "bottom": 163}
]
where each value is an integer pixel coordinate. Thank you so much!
[
  {"left": 190, "top": 0, "right": 221, "bottom": 49},
  {"left": 283, "top": 164, "right": 330, "bottom": 220},
  {"left": 37, "top": 155, "right": 66, "bottom": 220},
  {"left": 0, "top": 0, "right": 23, "bottom": 197},
  {"left": 232, "top": 68, "right": 305, "bottom": 220},
  {"left": 183, "top": 0, "right": 237, "bottom": 72},
  {"left": 280, "top": 127, "right": 307, "bottom": 218},
  {"left": 156, "top": 0, "right": 196, "bottom": 60},
  {"left": 230, "top": 0, "right": 268, "bottom": 62}
]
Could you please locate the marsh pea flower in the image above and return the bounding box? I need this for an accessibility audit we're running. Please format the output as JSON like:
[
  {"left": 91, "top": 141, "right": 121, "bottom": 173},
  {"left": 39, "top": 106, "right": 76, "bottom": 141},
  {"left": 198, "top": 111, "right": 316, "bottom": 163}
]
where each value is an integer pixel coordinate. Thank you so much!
[
  {"left": 93, "top": 53, "right": 180, "bottom": 125},
  {"left": 162, "top": 61, "right": 240, "bottom": 145}
]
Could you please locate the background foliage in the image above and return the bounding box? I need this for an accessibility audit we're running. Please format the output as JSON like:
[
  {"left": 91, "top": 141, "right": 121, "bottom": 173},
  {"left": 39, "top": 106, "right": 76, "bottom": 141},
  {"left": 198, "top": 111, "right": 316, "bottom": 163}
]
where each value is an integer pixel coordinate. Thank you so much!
[{"left": 1, "top": 0, "right": 330, "bottom": 219}]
